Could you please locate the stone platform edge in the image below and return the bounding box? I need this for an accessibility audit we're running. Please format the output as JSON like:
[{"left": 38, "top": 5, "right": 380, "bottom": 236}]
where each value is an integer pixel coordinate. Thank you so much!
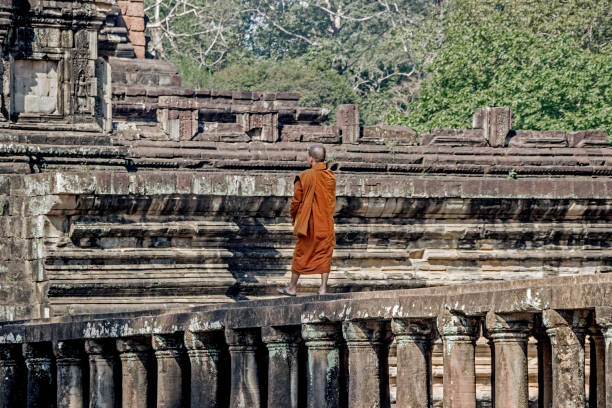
[{"left": 2, "top": 172, "right": 611, "bottom": 200}]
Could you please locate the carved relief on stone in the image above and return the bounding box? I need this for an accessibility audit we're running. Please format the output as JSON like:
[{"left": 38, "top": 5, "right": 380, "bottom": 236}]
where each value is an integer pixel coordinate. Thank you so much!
[
  {"left": 71, "top": 30, "right": 94, "bottom": 115},
  {"left": 0, "top": 1, "right": 109, "bottom": 128},
  {"left": 336, "top": 104, "right": 360, "bottom": 144},
  {"left": 0, "top": 60, "right": 9, "bottom": 119},
  {"left": 473, "top": 106, "right": 513, "bottom": 147}
]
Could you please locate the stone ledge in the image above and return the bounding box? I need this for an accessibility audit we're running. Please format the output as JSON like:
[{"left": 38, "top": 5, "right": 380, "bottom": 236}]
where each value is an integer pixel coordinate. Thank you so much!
[
  {"left": 13, "top": 172, "right": 612, "bottom": 200},
  {"left": 2, "top": 273, "right": 612, "bottom": 343}
]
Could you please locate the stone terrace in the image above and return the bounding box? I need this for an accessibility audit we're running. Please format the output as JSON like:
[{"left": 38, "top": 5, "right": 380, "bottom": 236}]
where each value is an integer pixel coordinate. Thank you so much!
[
  {"left": 0, "top": 1, "right": 611, "bottom": 406},
  {"left": 0, "top": 0, "right": 610, "bottom": 326}
]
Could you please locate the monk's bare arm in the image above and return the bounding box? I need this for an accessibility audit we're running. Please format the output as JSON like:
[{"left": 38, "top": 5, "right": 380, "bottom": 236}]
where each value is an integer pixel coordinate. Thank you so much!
[
  {"left": 290, "top": 178, "right": 304, "bottom": 225},
  {"left": 330, "top": 178, "right": 336, "bottom": 219}
]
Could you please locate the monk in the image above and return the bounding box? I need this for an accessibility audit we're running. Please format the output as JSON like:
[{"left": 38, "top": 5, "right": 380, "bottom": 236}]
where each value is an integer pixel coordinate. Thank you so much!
[{"left": 278, "top": 144, "right": 336, "bottom": 296}]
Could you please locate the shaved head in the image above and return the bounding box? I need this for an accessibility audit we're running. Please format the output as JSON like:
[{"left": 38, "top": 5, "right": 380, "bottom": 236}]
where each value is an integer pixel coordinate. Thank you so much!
[{"left": 308, "top": 144, "right": 326, "bottom": 162}]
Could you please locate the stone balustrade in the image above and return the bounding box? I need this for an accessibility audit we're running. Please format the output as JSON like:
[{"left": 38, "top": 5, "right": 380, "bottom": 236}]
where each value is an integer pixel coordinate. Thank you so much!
[{"left": 1, "top": 274, "right": 612, "bottom": 407}]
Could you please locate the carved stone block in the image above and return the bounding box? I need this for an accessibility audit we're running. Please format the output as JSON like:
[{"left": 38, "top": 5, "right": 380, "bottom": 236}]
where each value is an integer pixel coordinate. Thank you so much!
[
  {"left": 12, "top": 60, "right": 59, "bottom": 114},
  {"left": 337, "top": 104, "right": 360, "bottom": 144},
  {"left": 473, "top": 106, "right": 513, "bottom": 147}
]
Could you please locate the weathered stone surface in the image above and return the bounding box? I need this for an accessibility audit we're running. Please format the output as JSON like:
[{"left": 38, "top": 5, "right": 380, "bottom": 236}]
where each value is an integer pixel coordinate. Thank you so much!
[
  {"left": 542, "top": 309, "right": 589, "bottom": 408},
  {"left": 473, "top": 106, "right": 513, "bottom": 147},
  {"left": 1, "top": 4, "right": 612, "bottom": 406},
  {"left": 0, "top": 275, "right": 610, "bottom": 407},
  {"left": 23, "top": 342, "right": 55, "bottom": 408},
  {"left": 342, "top": 320, "right": 391, "bottom": 408},
  {"left": 361, "top": 125, "right": 418, "bottom": 145},
  {"left": 2, "top": 167, "right": 612, "bottom": 318},
  {"left": 280, "top": 125, "right": 340, "bottom": 143},
  {"left": 437, "top": 311, "right": 479, "bottom": 408},
  {"left": 184, "top": 330, "right": 226, "bottom": 408},
  {"left": 484, "top": 312, "right": 533, "bottom": 408},
  {"left": 419, "top": 129, "right": 486, "bottom": 147},
  {"left": 12, "top": 60, "right": 59, "bottom": 114},
  {"left": 588, "top": 326, "right": 606, "bottom": 408},
  {"left": 594, "top": 307, "right": 612, "bottom": 408},
  {"left": 0, "top": 0, "right": 112, "bottom": 129},
  {"left": 534, "top": 327, "right": 553, "bottom": 408},
  {"left": 567, "top": 129, "right": 609, "bottom": 148},
  {"left": 85, "top": 340, "right": 117, "bottom": 408},
  {"left": 225, "top": 328, "right": 261, "bottom": 408},
  {"left": 262, "top": 326, "right": 300, "bottom": 408},
  {"left": 0, "top": 344, "right": 21, "bottom": 408},
  {"left": 117, "top": 337, "right": 152, "bottom": 408},
  {"left": 507, "top": 130, "right": 568, "bottom": 148},
  {"left": 337, "top": 104, "right": 360, "bottom": 144},
  {"left": 391, "top": 318, "right": 433, "bottom": 408},
  {"left": 54, "top": 340, "right": 84, "bottom": 408},
  {"left": 302, "top": 323, "right": 343, "bottom": 408},
  {"left": 152, "top": 333, "right": 187, "bottom": 408}
]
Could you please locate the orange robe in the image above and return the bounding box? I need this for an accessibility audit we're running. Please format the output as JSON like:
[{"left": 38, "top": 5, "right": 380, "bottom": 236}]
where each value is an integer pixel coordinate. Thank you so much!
[{"left": 290, "top": 162, "right": 336, "bottom": 275}]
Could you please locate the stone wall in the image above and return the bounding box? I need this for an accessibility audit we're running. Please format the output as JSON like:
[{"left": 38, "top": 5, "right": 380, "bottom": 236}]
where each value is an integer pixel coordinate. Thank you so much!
[
  {"left": 116, "top": 0, "right": 146, "bottom": 58},
  {"left": 0, "top": 51, "right": 610, "bottom": 319},
  {"left": 1, "top": 170, "right": 611, "bottom": 320},
  {"left": 0, "top": 0, "right": 610, "bottom": 322},
  {"left": 0, "top": 0, "right": 113, "bottom": 130}
]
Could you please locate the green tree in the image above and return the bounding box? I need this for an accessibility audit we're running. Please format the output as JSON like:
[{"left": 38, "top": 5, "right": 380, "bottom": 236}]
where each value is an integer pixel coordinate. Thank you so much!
[
  {"left": 184, "top": 51, "right": 359, "bottom": 121},
  {"left": 450, "top": 0, "right": 612, "bottom": 53},
  {"left": 388, "top": 0, "right": 612, "bottom": 137},
  {"left": 145, "top": 0, "right": 446, "bottom": 125}
]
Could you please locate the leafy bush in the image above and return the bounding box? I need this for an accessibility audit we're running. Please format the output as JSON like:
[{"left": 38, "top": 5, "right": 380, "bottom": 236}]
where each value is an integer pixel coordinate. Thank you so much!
[
  {"left": 388, "top": 0, "right": 612, "bottom": 137},
  {"left": 172, "top": 52, "right": 359, "bottom": 122}
]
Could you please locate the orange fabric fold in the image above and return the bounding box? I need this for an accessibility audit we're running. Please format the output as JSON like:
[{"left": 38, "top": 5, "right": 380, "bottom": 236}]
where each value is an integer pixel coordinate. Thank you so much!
[{"left": 290, "top": 162, "right": 336, "bottom": 275}]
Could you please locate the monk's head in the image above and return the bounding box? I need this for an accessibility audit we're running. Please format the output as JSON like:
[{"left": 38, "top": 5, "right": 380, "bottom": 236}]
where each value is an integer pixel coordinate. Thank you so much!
[{"left": 307, "top": 144, "right": 326, "bottom": 167}]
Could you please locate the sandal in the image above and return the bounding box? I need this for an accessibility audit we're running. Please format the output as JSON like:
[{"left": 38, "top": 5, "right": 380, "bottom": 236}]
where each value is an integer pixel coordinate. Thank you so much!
[{"left": 277, "top": 288, "right": 296, "bottom": 297}]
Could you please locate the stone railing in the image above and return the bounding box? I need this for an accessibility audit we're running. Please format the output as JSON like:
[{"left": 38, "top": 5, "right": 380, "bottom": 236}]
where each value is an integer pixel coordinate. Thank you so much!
[{"left": 1, "top": 274, "right": 611, "bottom": 407}]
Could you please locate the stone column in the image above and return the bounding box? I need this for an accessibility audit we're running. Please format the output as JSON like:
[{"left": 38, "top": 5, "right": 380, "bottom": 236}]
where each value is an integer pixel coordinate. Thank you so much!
[
  {"left": 261, "top": 326, "right": 300, "bottom": 408},
  {"left": 391, "top": 318, "right": 433, "bottom": 408},
  {"left": 604, "top": 326, "right": 612, "bottom": 408},
  {"left": 54, "top": 341, "right": 85, "bottom": 408},
  {"left": 534, "top": 327, "right": 553, "bottom": 408},
  {"left": 542, "top": 309, "right": 589, "bottom": 408},
  {"left": 184, "top": 330, "right": 224, "bottom": 408},
  {"left": 225, "top": 328, "right": 261, "bottom": 408},
  {"left": 487, "top": 335, "right": 495, "bottom": 406},
  {"left": 484, "top": 312, "right": 533, "bottom": 408},
  {"left": 589, "top": 327, "right": 605, "bottom": 408},
  {"left": 117, "top": 337, "right": 152, "bottom": 408},
  {"left": 437, "top": 312, "right": 479, "bottom": 408},
  {"left": 153, "top": 333, "right": 187, "bottom": 408},
  {"left": 85, "top": 340, "right": 117, "bottom": 408},
  {"left": 302, "top": 323, "right": 342, "bottom": 408},
  {"left": 595, "top": 309, "right": 612, "bottom": 408},
  {"left": 342, "top": 320, "right": 391, "bottom": 408},
  {"left": 0, "top": 344, "right": 22, "bottom": 408},
  {"left": 23, "top": 342, "right": 55, "bottom": 408}
]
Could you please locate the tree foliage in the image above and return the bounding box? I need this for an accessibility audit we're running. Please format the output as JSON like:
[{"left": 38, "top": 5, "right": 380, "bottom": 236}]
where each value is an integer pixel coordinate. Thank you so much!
[
  {"left": 241, "top": 0, "right": 443, "bottom": 94},
  {"left": 146, "top": 0, "right": 245, "bottom": 68},
  {"left": 388, "top": 0, "right": 612, "bottom": 136},
  {"left": 144, "top": 0, "right": 612, "bottom": 134},
  {"left": 145, "top": 0, "right": 444, "bottom": 124},
  {"left": 175, "top": 50, "right": 359, "bottom": 119}
]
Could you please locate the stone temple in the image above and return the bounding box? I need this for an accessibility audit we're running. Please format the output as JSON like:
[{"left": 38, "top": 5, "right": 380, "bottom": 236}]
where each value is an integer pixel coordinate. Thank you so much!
[{"left": 0, "top": 0, "right": 611, "bottom": 407}]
